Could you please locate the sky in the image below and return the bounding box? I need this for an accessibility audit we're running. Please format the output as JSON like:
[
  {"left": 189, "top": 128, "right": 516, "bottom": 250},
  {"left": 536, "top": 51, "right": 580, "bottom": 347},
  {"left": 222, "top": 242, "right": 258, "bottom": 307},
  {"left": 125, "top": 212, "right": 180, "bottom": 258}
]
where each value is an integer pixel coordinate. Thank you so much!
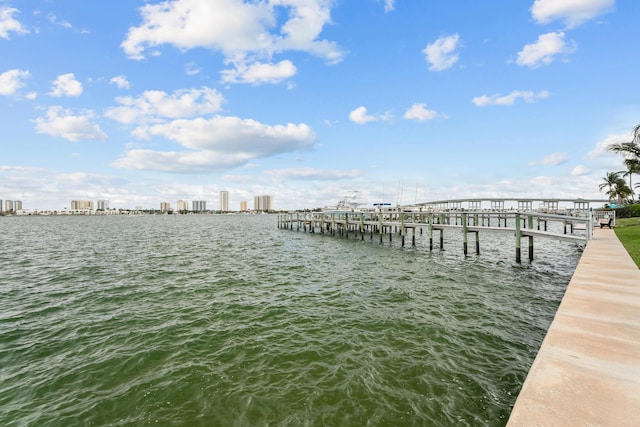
[{"left": 1, "top": 0, "right": 639, "bottom": 211}]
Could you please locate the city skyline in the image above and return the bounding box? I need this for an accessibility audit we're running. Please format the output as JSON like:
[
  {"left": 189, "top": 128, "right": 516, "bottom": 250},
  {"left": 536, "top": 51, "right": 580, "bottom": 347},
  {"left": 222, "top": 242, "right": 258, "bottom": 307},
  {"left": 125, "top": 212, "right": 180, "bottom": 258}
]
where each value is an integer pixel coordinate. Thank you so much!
[{"left": 1, "top": 1, "right": 639, "bottom": 210}]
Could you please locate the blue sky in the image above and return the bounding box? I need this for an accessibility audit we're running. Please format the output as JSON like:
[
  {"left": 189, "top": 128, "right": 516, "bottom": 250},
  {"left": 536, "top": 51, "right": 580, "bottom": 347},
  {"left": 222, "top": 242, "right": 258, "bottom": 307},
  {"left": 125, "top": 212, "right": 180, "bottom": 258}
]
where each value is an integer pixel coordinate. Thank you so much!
[{"left": 1, "top": 0, "right": 638, "bottom": 211}]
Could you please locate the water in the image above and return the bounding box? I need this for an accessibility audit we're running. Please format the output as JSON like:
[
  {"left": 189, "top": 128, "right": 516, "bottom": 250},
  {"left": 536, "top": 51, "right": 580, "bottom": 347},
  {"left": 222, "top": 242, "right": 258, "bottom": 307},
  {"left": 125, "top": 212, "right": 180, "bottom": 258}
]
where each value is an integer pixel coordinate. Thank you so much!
[{"left": 0, "top": 214, "right": 582, "bottom": 426}]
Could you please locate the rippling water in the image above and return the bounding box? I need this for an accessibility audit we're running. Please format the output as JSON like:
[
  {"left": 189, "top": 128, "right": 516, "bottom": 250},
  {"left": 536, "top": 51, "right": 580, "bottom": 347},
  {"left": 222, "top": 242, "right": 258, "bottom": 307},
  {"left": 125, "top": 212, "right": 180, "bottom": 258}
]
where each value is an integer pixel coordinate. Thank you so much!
[{"left": 0, "top": 214, "right": 582, "bottom": 426}]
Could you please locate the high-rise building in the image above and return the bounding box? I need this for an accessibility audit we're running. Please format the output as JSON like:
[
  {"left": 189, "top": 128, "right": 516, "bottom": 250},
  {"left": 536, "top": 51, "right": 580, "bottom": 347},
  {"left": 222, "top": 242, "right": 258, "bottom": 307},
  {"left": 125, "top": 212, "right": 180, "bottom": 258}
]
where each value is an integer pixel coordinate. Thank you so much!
[
  {"left": 220, "top": 191, "right": 229, "bottom": 212},
  {"left": 0, "top": 199, "right": 3, "bottom": 212},
  {"left": 160, "top": 202, "right": 171, "bottom": 212},
  {"left": 97, "top": 200, "right": 109, "bottom": 211},
  {"left": 253, "top": 195, "right": 273, "bottom": 212},
  {"left": 192, "top": 200, "right": 206, "bottom": 212},
  {"left": 14, "top": 200, "right": 22, "bottom": 211},
  {"left": 71, "top": 200, "right": 93, "bottom": 210},
  {"left": 240, "top": 200, "right": 248, "bottom": 212},
  {"left": 5, "top": 200, "right": 13, "bottom": 213},
  {"left": 176, "top": 200, "right": 188, "bottom": 212}
]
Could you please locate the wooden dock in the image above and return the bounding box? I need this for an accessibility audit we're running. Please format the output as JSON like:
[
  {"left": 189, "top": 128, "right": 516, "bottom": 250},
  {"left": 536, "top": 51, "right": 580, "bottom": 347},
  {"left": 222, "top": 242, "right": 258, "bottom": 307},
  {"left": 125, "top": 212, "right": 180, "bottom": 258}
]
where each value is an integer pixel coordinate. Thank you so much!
[
  {"left": 278, "top": 209, "right": 592, "bottom": 262},
  {"left": 507, "top": 227, "right": 640, "bottom": 426}
]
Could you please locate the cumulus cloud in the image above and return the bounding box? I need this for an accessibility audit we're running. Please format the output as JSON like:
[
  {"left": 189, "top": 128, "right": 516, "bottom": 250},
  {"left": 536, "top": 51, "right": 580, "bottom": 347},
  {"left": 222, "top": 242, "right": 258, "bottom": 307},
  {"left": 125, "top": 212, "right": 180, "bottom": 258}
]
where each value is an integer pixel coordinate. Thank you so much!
[
  {"left": 49, "top": 73, "right": 83, "bottom": 97},
  {"left": 264, "top": 168, "right": 363, "bottom": 180},
  {"left": 516, "top": 32, "right": 575, "bottom": 68},
  {"left": 109, "top": 75, "right": 131, "bottom": 89},
  {"left": 221, "top": 60, "right": 296, "bottom": 85},
  {"left": 472, "top": 90, "right": 549, "bottom": 106},
  {"left": 403, "top": 103, "right": 438, "bottom": 121},
  {"left": 348, "top": 106, "right": 391, "bottom": 124},
  {"left": 121, "top": 0, "right": 345, "bottom": 85},
  {"left": 111, "top": 149, "right": 252, "bottom": 173},
  {"left": 587, "top": 133, "right": 629, "bottom": 158},
  {"left": 113, "top": 115, "right": 315, "bottom": 173},
  {"left": 105, "top": 87, "right": 225, "bottom": 124},
  {"left": 572, "top": 165, "right": 591, "bottom": 176},
  {"left": 144, "top": 116, "right": 314, "bottom": 154},
  {"left": 0, "top": 69, "right": 30, "bottom": 95},
  {"left": 0, "top": 7, "right": 29, "bottom": 39},
  {"left": 34, "top": 106, "right": 108, "bottom": 142},
  {"left": 531, "top": 0, "right": 614, "bottom": 29},
  {"left": 423, "top": 34, "right": 460, "bottom": 72}
]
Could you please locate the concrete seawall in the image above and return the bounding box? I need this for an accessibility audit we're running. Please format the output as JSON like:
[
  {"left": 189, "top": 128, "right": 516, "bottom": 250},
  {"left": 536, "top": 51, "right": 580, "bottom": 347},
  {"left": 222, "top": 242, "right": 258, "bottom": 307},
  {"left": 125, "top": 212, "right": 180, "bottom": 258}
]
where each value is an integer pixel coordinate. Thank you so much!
[{"left": 507, "top": 228, "right": 640, "bottom": 426}]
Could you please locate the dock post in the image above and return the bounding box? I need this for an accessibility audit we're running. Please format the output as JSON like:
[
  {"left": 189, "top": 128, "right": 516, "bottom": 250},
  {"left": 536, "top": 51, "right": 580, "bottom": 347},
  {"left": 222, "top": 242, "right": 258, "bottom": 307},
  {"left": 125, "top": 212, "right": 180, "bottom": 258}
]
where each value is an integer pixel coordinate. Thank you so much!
[
  {"left": 345, "top": 213, "right": 348, "bottom": 239},
  {"left": 360, "top": 214, "right": 364, "bottom": 241},
  {"left": 439, "top": 229, "right": 444, "bottom": 249},
  {"left": 515, "top": 213, "right": 522, "bottom": 263},
  {"left": 401, "top": 213, "right": 405, "bottom": 247},
  {"left": 528, "top": 215, "right": 534, "bottom": 261},
  {"left": 429, "top": 214, "right": 434, "bottom": 251},
  {"left": 475, "top": 231, "right": 480, "bottom": 255},
  {"left": 462, "top": 212, "right": 468, "bottom": 255}
]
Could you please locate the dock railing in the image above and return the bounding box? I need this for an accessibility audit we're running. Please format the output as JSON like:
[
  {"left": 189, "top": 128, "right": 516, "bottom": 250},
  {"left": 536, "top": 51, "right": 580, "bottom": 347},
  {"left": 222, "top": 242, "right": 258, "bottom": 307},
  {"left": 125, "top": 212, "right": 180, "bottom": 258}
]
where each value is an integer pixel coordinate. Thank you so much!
[{"left": 278, "top": 209, "right": 593, "bottom": 263}]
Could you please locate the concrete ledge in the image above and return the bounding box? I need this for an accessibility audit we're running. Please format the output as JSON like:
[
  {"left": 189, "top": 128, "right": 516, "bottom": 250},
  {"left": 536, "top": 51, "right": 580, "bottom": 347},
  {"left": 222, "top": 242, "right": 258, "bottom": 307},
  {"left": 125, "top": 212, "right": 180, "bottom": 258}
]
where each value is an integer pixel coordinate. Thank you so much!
[{"left": 507, "top": 228, "right": 640, "bottom": 427}]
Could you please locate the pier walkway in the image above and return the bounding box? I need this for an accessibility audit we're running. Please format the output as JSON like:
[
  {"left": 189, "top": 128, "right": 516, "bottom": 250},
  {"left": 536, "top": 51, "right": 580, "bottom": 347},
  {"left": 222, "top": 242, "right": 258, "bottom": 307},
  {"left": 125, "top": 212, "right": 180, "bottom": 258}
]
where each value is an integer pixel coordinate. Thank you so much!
[{"left": 507, "top": 228, "right": 640, "bottom": 426}]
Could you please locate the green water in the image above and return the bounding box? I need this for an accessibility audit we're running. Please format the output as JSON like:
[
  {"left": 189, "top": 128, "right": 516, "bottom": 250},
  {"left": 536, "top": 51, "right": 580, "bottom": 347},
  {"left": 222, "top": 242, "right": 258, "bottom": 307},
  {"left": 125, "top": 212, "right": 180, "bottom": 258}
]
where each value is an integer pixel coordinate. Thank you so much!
[{"left": 0, "top": 214, "right": 581, "bottom": 426}]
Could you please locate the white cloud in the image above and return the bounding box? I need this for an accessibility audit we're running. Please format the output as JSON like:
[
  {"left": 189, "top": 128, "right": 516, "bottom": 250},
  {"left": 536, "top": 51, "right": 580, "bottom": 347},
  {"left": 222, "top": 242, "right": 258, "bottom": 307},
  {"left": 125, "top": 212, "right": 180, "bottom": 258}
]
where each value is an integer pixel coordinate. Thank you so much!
[
  {"left": 423, "top": 34, "right": 460, "bottom": 72},
  {"left": 121, "top": 0, "right": 345, "bottom": 85},
  {"left": 113, "top": 115, "right": 316, "bottom": 173},
  {"left": 541, "top": 152, "right": 568, "bottom": 166},
  {"left": 264, "top": 168, "right": 363, "bottom": 180},
  {"left": 34, "top": 106, "right": 108, "bottom": 142},
  {"left": 403, "top": 103, "right": 438, "bottom": 121},
  {"left": 49, "top": 73, "right": 83, "bottom": 97},
  {"left": 47, "top": 13, "right": 72, "bottom": 29},
  {"left": 531, "top": 0, "right": 614, "bottom": 29},
  {"left": 0, "top": 7, "right": 29, "bottom": 39},
  {"left": 348, "top": 106, "right": 391, "bottom": 124},
  {"left": 144, "top": 116, "right": 315, "bottom": 154},
  {"left": 185, "top": 62, "right": 201, "bottom": 76},
  {"left": 221, "top": 60, "right": 296, "bottom": 85},
  {"left": 111, "top": 149, "right": 252, "bottom": 173},
  {"left": 472, "top": 90, "right": 549, "bottom": 106},
  {"left": 384, "top": 0, "right": 396, "bottom": 12},
  {"left": 572, "top": 165, "right": 591, "bottom": 176},
  {"left": 0, "top": 69, "right": 30, "bottom": 95},
  {"left": 516, "top": 32, "right": 575, "bottom": 68},
  {"left": 109, "top": 75, "right": 131, "bottom": 89},
  {"left": 105, "top": 87, "right": 225, "bottom": 124},
  {"left": 587, "top": 132, "right": 629, "bottom": 158}
]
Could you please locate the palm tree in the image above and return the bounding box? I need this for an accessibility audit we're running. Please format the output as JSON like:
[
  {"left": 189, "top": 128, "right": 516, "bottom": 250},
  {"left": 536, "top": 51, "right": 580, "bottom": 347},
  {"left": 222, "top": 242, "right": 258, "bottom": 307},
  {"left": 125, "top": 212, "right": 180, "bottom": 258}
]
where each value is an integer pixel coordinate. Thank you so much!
[
  {"left": 619, "top": 158, "right": 640, "bottom": 199},
  {"left": 608, "top": 124, "right": 640, "bottom": 202},
  {"left": 599, "top": 171, "right": 623, "bottom": 201},
  {"left": 613, "top": 180, "right": 633, "bottom": 204}
]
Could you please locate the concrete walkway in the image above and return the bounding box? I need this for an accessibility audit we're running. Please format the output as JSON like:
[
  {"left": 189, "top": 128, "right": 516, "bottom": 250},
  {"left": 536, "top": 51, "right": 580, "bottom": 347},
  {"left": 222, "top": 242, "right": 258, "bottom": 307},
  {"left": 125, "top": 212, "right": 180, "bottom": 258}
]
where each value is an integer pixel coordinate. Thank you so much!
[{"left": 507, "top": 228, "right": 640, "bottom": 426}]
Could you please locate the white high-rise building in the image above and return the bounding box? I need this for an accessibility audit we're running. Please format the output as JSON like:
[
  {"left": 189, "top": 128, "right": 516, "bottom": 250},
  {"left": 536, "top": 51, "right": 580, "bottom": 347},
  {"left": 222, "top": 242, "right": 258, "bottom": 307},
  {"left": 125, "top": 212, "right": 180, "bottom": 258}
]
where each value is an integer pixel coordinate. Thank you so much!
[
  {"left": 160, "top": 202, "right": 171, "bottom": 212},
  {"left": 240, "top": 200, "right": 248, "bottom": 212},
  {"left": 176, "top": 200, "right": 188, "bottom": 212},
  {"left": 5, "top": 200, "right": 13, "bottom": 213},
  {"left": 253, "top": 195, "right": 272, "bottom": 212},
  {"left": 192, "top": 200, "right": 206, "bottom": 212},
  {"left": 97, "top": 200, "right": 109, "bottom": 211},
  {"left": 220, "top": 191, "right": 229, "bottom": 212}
]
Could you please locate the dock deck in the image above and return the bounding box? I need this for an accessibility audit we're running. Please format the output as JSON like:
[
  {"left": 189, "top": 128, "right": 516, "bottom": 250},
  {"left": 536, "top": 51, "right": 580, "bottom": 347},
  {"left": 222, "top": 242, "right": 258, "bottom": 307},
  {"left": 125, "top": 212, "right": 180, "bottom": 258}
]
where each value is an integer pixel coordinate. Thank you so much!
[{"left": 507, "top": 227, "right": 640, "bottom": 426}]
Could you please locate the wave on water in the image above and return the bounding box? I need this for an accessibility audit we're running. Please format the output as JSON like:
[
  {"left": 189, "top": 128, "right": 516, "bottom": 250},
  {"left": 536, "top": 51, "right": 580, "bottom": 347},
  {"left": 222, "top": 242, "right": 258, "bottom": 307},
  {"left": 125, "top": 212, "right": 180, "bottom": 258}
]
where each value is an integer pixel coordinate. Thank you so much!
[{"left": 0, "top": 214, "right": 581, "bottom": 426}]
